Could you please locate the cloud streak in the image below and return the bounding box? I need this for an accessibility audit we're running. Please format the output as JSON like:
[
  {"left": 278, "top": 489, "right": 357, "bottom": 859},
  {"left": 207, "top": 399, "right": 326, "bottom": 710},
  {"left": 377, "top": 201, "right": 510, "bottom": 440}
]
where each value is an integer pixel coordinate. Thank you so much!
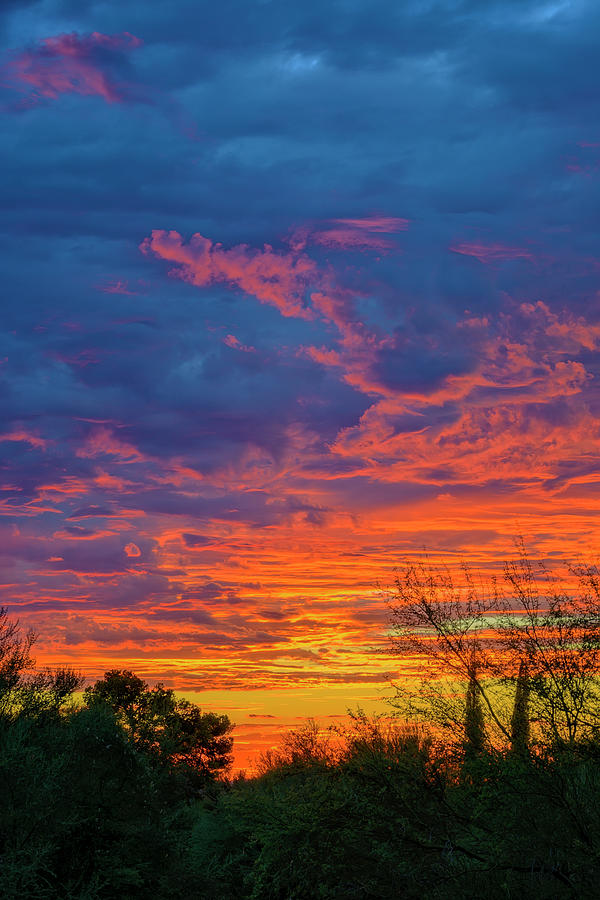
[{"left": 141, "top": 230, "right": 320, "bottom": 318}]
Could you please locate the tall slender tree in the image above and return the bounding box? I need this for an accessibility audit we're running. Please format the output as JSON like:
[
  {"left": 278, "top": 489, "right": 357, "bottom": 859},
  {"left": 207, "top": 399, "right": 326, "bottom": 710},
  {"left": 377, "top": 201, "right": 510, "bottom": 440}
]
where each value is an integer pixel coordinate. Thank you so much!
[
  {"left": 509, "top": 660, "right": 531, "bottom": 755},
  {"left": 464, "top": 671, "right": 486, "bottom": 757}
]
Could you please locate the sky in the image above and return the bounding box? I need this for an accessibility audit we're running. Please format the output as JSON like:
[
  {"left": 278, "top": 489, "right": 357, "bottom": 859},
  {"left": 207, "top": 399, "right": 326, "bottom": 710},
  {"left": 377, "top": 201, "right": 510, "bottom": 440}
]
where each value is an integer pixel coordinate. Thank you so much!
[{"left": 2, "top": 0, "right": 600, "bottom": 766}]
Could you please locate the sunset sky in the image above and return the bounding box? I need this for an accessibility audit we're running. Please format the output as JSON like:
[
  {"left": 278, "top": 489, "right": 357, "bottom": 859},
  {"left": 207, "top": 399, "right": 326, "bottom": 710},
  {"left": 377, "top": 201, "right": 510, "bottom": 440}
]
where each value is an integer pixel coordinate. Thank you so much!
[{"left": 2, "top": 0, "right": 600, "bottom": 766}]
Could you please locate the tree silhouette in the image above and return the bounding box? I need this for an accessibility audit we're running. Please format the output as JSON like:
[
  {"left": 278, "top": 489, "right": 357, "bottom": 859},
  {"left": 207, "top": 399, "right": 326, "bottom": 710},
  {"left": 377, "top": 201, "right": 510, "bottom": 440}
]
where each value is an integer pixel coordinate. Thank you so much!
[
  {"left": 509, "top": 660, "right": 531, "bottom": 755},
  {"left": 84, "top": 669, "right": 233, "bottom": 784},
  {"left": 464, "top": 672, "right": 486, "bottom": 757}
]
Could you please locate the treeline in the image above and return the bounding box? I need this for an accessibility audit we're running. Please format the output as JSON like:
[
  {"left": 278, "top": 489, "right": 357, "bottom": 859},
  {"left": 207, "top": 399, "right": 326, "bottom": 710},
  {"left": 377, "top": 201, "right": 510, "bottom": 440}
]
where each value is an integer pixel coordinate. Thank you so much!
[
  {"left": 195, "top": 715, "right": 600, "bottom": 899},
  {"left": 4, "top": 547, "right": 600, "bottom": 898},
  {"left": 6, "top": 698, "right": 599, "bottom": 898}
]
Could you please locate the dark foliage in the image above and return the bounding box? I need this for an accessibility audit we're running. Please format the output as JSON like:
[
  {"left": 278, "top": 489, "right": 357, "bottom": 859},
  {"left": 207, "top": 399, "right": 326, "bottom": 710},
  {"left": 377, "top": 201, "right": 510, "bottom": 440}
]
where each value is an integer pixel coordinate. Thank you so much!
[
  {"left": 0, "top": 613, "right": 231, "bottom": 898},
  {"left": 83, "top": 669, "right": 233, "bottom": 793},
  {"left": 188, "top": 718, "right": 600, "bottom": 899}
]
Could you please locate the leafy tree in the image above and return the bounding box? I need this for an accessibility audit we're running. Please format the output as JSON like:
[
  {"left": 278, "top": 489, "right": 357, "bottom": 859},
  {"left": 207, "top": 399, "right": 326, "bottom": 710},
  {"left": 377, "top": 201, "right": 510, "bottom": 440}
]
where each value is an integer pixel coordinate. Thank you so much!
[
  {"left": 84, "top": 669, "right": 233, "bottom": 786},
  {"left": 0, "top": 702, "right": 184, "bottom": 899},
  {"left": 0, "top": 612, "right": 235, "bottom": 898}
]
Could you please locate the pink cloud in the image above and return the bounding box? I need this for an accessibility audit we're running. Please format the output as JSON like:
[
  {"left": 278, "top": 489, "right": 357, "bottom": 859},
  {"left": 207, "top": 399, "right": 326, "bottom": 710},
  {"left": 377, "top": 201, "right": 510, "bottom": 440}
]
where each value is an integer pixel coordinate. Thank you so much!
[
  {"left": 76, "top": 427, "right": 146, "bottom": 463},
  {"left": 97, "top": 279, "right": 137, "bottom": 295},
  {"left": 305, "top": 346, "right": 343, "bottom": 368},
  {"left": 2, "top": 31, "right": 142, "bottom": 105},
  {"left": 142, "top": 221, "right": 409, "bottom": 338},
  {"left": 124, "top": 542, "right": 141, "bottom": 558},
  {"left": 290, "top": 215, "right": 409, "bottom": 251},
  {"left": 0, "top": 430, "right": 47, "bottom": 449},
  {"left": 47, "top": 348, "right": 104, "bottom": 368},
  {"left": 141, "top": 226, "right": 384, "bottom": 389},
  {"left": 334, "top": 216, "right": 409, "bottom": 231},
  {"left": 223, "top": 334, "right": 256, "bottom": 353},
  {"left": 141, "top": 230, "right": 319, "bottom": 318},
  {"left": 450, "top": 242, "right": 534, "bottom": 263}
]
